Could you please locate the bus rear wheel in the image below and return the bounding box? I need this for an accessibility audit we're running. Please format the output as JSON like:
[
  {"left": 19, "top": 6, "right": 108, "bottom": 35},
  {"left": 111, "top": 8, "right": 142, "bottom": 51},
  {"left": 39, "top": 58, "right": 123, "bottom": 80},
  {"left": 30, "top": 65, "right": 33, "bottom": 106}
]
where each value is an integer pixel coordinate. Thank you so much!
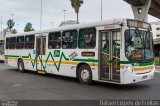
[
  {"left": 18, "top": 59, "right": 25, "bottom": 73},
  {"left": 78, "top": 65, "right": 92, "bottom": 84}
]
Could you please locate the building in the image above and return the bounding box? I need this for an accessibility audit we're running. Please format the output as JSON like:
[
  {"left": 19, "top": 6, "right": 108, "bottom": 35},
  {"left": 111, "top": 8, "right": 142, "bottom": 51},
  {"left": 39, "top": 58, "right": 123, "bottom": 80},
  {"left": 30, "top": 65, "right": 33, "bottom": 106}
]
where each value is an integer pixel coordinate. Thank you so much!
[
  {"left": 59, "top": 20, "right": 78, "bottom": 27},
  {"left": 151, "top": 22, "right": 160, "bottom": 39},
  {"left": 151, "top": 22, "right": 160, "bottom": 56}
]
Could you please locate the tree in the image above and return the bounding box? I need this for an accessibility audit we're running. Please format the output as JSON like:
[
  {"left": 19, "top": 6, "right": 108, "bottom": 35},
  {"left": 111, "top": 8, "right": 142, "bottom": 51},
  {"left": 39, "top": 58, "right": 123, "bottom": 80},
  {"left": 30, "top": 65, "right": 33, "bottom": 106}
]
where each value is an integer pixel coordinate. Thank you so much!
[
  {"left": 7, "top": 19, "right": 15, "bottom": 30},
  {"left": 24, "top": 22, "right": 35, "bottom": 32},
  {"left": 12, "top": 29, "right": 17, "bottom": 34},
  {"left": 70, "top": 0, "right": 84, "bottom": 24}
]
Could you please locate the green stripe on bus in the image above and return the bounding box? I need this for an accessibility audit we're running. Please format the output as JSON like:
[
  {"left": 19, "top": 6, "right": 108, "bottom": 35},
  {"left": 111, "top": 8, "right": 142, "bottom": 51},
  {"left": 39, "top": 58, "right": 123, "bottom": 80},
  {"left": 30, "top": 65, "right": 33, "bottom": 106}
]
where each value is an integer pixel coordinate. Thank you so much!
[
  {"left": 6, "top": 52, "right": 98, "bottom": 71},
  {"left": 120, "top": 61, "right": 154, "bottom": 66},
  {"left": 22, "top": 56, "right": 29, "bottom": 58},
  {"left": 7, "top": 54, "right": 98, "bottom": 63},
  {"left": 73, "top": 59, "right": 98, "bottom": 63},
  {"left": 5, "top": 55, "right": 20, "bottom": 58}
]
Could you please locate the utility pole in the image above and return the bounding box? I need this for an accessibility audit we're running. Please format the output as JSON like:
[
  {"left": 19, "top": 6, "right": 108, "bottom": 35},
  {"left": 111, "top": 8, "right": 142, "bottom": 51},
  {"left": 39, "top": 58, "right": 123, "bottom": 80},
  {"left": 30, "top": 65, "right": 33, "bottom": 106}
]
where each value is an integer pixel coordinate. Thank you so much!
[
  {"left": 17, "top": 24, "right": 19, "bottom": 32},
  {"left": 63, "top": 10, "right": 67, "bottom": 22},
  {"left": 1, "top": 16, "right": 2, "bottom": 34},
  {"left": 101, "top": 0, "right": 103, "bottom": 21}
]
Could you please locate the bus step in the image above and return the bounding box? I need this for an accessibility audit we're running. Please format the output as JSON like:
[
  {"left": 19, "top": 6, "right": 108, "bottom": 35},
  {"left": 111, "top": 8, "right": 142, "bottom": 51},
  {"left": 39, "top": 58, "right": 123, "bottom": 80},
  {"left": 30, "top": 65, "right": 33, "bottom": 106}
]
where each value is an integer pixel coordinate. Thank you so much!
[{"left": 37, "top": 70, "right": 46, "bottom": 74}]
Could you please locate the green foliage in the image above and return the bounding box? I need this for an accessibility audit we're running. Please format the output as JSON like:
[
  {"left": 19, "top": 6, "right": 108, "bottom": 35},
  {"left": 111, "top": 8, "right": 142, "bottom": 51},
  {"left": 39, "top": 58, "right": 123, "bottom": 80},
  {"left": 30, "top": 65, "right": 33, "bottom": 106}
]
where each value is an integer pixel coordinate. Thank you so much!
[
  {"left": 70, "top": 0, "right": 84, "bottom": 13},
  {"left": 155, "top": 57, "right": 160, "bottom": 66},
  {"left": 70, "top": 0, "right": 84, "bottom": 23},
  {"left": 24, "top": 22, "right": 35, "bottom": 32},
  {"left": 7, "top": 19, "right": 15, "bottom": 30}
]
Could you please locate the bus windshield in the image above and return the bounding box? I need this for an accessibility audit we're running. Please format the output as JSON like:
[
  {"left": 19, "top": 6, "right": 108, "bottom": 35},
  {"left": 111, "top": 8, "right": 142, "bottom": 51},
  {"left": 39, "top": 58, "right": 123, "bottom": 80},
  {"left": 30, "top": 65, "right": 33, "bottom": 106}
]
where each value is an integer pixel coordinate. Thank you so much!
[
  {"left": 125, "top": 29, "right": 154, "bottom": 62},
  {"left": 0, "top": 43, "right": 4, "bottom": 55}
]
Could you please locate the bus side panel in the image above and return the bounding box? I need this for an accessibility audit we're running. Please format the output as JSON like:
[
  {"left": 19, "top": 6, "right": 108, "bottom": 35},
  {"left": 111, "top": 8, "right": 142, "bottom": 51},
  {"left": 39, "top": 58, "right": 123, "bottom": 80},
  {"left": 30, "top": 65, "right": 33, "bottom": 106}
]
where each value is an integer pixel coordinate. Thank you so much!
[
  {"left": 5, "top": 49, "right": 36, "bottom": 71},
  {"left": 45, "top": 49, "right": 99, "bottom": 80},
  {"left": 45, "top": 49, "right": 76, "bottom": 78},
  {"left": 22, "top": 50, "right": 37, "bottom": 71},
  {"left": 6, "top": 50, "right": 19, "bottom": 68}
]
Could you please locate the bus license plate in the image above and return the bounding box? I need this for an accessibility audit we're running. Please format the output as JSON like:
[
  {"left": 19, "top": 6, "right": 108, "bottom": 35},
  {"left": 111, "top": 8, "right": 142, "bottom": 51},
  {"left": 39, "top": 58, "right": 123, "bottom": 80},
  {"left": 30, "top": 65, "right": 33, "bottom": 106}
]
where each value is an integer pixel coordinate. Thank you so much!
[{"left": 142, "top": 75, "right": 148, "bottom": 79}]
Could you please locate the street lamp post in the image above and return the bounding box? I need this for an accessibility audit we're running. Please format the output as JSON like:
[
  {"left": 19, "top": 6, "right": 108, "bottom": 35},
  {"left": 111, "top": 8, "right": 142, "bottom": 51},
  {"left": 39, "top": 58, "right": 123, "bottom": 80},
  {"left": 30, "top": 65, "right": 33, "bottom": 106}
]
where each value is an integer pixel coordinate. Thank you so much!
[
  {"left": 101, "top": 0, "right": 103, "bottom": 21},
  {"left": 51, "top": 22, "right": 54, "bottom": 28},
  {"left": 17, "top": 24, "right": 19, "bottom": 32},
  {"left": 40, "top": 0, "right": 43, "bottom": 30},
  {"left": 11, "top": 14, "right": 14, "bottom": 20},
  {"left": 1, "top": 16, "right": 2, "bottom": 34},
  {"left": 63, "top": 10, "right": 67, "bottom": 22}
]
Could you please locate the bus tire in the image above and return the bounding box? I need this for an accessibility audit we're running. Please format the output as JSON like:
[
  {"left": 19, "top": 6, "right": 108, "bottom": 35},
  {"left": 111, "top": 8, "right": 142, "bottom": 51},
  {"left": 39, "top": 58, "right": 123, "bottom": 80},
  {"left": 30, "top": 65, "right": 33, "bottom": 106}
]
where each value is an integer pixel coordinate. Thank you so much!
[
  {"left": 18, "top": 59, "right": 25, "bottom": 73},
  {"left": 78, "top": 64, "right": 92, "bottom": 84}
]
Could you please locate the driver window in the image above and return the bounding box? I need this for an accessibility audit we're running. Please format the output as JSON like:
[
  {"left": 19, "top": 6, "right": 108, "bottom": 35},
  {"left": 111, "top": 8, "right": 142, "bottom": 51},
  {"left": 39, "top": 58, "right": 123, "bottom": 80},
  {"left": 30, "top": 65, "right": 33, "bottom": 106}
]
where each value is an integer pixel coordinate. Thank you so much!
[{"left": 125, "top": 30, "right": 136, "bottom": 58}]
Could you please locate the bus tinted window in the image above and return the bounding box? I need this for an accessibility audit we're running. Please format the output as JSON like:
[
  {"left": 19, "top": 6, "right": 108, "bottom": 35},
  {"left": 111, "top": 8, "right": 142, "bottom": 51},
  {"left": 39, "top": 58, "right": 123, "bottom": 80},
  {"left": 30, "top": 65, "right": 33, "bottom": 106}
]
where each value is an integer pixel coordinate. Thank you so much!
[
  {"left": 6, "top": 38, "right": 9, "bottom": 49},
  {"left": 16, "top": 36, "right": 24, "bottom": 49},
  {"left": 48, "top": 32, "right": 61, "bottom": 49},
  {"left": 79, "top": 28, "right": 96, "bottom": 49},
  {"left": 62, "top": 30, "right": 77, "bottom": 49},
  {"left": 9, "top": 37, "right": 16, "bottom": 49},
  {"left": 25, "top": 35, "right": 35, "bottom": 49}
]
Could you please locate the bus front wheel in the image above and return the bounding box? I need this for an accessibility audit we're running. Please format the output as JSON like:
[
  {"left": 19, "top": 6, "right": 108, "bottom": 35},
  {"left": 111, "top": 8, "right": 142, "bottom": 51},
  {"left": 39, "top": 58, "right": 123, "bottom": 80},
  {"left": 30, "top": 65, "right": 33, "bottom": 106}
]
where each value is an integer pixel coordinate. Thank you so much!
[
  {"left": 78, "top": 65, "right": 92, "bottom": 84},
  {"left": 18, "top": 59, "right": 25, "bottom": 73}
]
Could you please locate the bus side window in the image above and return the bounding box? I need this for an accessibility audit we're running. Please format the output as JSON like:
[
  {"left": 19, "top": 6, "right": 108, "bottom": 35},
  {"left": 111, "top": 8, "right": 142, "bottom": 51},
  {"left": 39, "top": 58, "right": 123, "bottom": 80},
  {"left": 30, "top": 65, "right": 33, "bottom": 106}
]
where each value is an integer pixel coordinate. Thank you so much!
[
  {"left": 16, "top": 36, "right": 24, "bottom": 49},
  {"left": 79, "top": 28, "right": 96, "bottom": 49},
  {"left": 9, "top": 37, "right": 16, "bottom": 49},
  {"left": 62, "top": 30, "right": 77, "bottom": 49},
  {"left": 25, "top": 35, "right": 35, "bottom": 49},
  {"left": 6, "top": 38, "right": 9, "bottom": 49},
  {"left": 48, "top": 32, "right": 61, "bottom": 49}
]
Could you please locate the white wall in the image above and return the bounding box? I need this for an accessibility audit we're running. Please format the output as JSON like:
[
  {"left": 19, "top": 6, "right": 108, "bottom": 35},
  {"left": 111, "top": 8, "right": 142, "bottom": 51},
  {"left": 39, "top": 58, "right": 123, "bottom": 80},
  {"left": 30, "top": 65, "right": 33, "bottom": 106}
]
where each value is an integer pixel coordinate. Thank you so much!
[
  {"left": 151, "top": 22, "right": 160, "bottom": 39},
  {"left": 0, "top": 33, "right": 4, "bottom": 40}
]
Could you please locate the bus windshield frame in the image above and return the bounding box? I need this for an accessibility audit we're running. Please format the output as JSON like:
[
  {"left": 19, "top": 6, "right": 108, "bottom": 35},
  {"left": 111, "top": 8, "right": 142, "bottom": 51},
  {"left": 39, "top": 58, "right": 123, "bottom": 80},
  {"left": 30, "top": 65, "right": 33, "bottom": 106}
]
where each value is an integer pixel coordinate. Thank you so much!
[{"left": 125, "top": 28, "right": 154, "bottom": 63}]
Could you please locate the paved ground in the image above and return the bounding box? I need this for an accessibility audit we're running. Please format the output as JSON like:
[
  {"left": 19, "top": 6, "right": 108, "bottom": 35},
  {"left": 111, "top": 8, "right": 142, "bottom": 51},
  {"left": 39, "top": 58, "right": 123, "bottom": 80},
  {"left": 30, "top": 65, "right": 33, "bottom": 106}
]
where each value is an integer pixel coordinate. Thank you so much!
[{"left": 0, "top": 62, "right": 160, "bottom": 100}]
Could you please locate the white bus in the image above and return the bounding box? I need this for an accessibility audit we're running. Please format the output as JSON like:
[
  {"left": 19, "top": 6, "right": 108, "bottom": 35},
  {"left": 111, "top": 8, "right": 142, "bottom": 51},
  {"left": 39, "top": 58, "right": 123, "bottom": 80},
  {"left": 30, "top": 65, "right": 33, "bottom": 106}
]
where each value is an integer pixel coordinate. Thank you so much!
[
  {"left": 0, "top": 40, "right": 4, "bottom": 61},
  {"left": 5, "top": 19, "right": 155, "bottom": 84}
]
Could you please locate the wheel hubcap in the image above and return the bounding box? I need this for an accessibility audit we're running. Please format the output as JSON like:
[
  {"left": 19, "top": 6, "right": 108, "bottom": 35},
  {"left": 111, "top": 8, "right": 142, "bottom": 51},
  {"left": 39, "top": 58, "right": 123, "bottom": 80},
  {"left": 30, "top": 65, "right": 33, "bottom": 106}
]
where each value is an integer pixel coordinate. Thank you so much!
[
  {"left": 19, "top": 63, "right": 23, "bottom": 71},
  {"left": 81, "top": 69, "right": 90, "bottom": 81}
]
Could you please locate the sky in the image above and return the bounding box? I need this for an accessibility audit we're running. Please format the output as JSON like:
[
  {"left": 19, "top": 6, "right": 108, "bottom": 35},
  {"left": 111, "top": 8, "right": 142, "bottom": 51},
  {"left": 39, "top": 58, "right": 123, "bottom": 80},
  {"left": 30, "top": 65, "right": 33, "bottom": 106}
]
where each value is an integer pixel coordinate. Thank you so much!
[{"left": 0, "top": 0, "right": 159, "bottom": 33}]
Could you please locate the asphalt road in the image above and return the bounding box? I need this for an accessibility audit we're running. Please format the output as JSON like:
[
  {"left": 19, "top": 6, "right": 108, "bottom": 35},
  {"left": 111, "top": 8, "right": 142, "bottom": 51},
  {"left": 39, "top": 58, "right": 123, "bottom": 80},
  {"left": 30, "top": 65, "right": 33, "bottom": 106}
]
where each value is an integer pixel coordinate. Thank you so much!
[{"left": 0, "top": 62, "right": 160, "bottom": 100}]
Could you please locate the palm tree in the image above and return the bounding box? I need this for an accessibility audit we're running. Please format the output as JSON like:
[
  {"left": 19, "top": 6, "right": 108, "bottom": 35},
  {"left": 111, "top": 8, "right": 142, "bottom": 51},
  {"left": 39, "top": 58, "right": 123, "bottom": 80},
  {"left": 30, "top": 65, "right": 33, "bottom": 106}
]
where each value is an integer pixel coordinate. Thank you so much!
[
  {"left": 70, "top": 0, "right": 84, "bottom": 24},
  {"left": 24, "top": 22, "right": 35, "bottom": 32},
  {"left": 7, "top": 19, "right": 15, "bottom": 30}
]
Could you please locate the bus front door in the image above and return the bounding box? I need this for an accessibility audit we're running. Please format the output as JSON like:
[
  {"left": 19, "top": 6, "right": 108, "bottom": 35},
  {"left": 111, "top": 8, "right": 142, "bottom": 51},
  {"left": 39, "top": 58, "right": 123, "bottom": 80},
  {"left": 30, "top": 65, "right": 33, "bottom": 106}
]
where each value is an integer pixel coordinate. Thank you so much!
[
  {"left": 36, "top": 36, "right": 46, "bottom": 73},
  {"left": 100, "top": 30, "right": 120, "bottom": 82}
]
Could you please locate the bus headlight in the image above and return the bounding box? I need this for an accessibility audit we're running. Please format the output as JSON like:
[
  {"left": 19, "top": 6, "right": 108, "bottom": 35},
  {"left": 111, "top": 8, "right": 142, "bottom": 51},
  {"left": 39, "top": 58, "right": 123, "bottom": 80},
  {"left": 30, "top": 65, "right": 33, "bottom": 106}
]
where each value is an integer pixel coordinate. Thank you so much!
[{"left": 126, "top": 66, "right": 133, "bottom": 72}]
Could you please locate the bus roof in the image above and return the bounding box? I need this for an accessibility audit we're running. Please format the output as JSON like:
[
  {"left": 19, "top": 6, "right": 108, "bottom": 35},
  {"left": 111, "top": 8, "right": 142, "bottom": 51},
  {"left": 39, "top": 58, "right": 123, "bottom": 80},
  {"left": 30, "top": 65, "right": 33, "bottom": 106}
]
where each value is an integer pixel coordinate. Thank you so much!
[{"left": 6, "top": 18, "right": 127, "bottom": 37}]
